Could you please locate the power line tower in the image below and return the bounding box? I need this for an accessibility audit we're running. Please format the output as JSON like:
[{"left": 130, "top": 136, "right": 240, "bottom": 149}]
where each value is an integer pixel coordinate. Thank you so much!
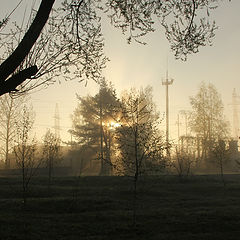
[
  {"left": 162, "top": 70, "right": 174, "bottom": 156},
  {"left": 231, "top": 88, "right": 240, "bottom": 139},
  {"left": 53, "top": 103, "right": 61, "bottom": 139}
]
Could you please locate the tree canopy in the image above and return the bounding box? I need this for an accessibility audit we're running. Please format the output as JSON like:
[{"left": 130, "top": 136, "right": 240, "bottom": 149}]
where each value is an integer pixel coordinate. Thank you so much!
[{"left": 0, "top": 0, "right": 224, "bottom": 95}]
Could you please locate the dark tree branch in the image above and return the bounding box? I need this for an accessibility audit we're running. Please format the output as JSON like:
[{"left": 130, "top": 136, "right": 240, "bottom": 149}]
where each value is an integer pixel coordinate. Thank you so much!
[
  {"left": 187, "top": 0, "right": 196, "bottom": 35},
  {"left": 0, "top": 0, "right": 55, "bottom": 93},
  {"left": 0, "top": 66, "right": 38, "bottom": 95}
]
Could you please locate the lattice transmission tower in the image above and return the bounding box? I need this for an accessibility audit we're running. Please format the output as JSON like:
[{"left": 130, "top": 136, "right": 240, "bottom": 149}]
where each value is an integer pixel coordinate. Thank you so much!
[
  {"left": 53, "top": 103, "right": 61, "bottom": 139},
  {"left": 231, "top": 88, "right": 240, "bottom": 140}
]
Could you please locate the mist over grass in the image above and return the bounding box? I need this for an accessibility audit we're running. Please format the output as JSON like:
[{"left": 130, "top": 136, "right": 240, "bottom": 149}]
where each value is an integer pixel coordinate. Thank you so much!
[{"left": 0, "top": 175, "right": 240, "bottom": 239}]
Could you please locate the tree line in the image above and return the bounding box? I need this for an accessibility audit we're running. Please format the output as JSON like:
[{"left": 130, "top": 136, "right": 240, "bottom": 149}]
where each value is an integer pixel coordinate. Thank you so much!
[
  {"left": 0, "top": 81, "right": 235, "bottom": 177},
  {"left": 0, "top": 95, "right": 62, "bottom": 205},
  {"left": 69, "top": 79, "right": 166, "bottom": 176},
  {"left": 69, "top": 80, "right": 236, "bottom": 179},
  {"left": 0, "top": 79, "right": 236, "bottom": 211}
]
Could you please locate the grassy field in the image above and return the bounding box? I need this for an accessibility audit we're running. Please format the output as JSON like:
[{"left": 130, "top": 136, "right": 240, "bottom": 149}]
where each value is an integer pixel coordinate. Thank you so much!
[{"left": 0, "top": 174, "right": 240, "bottom": 239}]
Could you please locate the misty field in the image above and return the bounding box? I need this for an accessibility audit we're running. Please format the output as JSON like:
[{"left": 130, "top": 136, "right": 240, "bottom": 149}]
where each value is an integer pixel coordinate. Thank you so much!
[{"left": 0, "top": 175, "right": 240, "bottom": 239}]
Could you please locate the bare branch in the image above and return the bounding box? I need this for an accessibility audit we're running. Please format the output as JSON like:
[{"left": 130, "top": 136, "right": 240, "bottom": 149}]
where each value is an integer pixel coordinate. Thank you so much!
[{"left": 0, "top": 66, "right": 38, "bottom": 95}]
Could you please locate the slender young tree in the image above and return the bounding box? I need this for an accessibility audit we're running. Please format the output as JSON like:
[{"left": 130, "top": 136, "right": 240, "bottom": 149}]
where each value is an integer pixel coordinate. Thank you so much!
[
  {"left": 173, "top": 148, "right": 194, "bottom": 179},
  {"left": 115, "top": 86, "right": 165, "bottom": 226},
  {"left": 211, "top": 140, "right": 229, "bottom": 186},
  {"left": 0, "top": 94, "right": 27, "bottom": 168},
  {"left": 42, "top": 129, "right": 62, "bottom": 190},
  {"left": 14, "top": 104, "right": 39, "bottom": 207}
]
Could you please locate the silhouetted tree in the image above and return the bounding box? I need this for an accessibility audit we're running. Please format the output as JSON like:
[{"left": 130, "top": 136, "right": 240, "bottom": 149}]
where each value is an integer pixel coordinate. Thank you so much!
[
  {"left": 0, "top": 0, "right": 106, "bottom": 95},
  {"left": 115, "top": 86, "right": 165, "bottom": 226},
  {"left": 0, "top": 94, "right": 27, "bottom": 168},
  {"left": 0, "top": 0, "right": 222, "bottom": 95},
  {"left": 189, "top": 82, "right": 229, "bottom": 167},
  {"left": 42, "top": 129, "right": 62, "bottom": 190},
  {"left": 173, "top": 148, "right": 194, "bottom": 179},
  {"left": 70, "top": 79, "right": 119, "bottom": 175},
  {"left": 211, "top": 140, "right": 229, "bottom": 186},
  {"left": 14, "top": 104, "right": 39, "bottom": 207}
]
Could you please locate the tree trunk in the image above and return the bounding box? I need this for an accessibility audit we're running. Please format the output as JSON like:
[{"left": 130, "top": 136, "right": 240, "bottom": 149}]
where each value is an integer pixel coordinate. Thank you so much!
[
  {"left": 48, "top": 157, "right": 53, "bottom": 192},
  {"left": 133, "top": 126, "right": 139, "bottom": 227},
  {"left": 133, "top": 175, "right": 138, "bottom": 228},
  {"left": 22, "top": 158, "right": 27, "bottom": 208},
  {"left": 220, "top": 158, "right": 226, "bottom": 187},
  {"left": 5, "top": 98, "right": 13, "bottom": 169},
  {"left": 99, "top": 93, "right": 105, "bottom": 175}
]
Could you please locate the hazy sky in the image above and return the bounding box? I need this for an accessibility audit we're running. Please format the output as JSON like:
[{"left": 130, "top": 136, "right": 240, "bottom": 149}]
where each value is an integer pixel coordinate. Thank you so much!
[{"left": 2, "top": 0, "right": 240, "bottom": 142}]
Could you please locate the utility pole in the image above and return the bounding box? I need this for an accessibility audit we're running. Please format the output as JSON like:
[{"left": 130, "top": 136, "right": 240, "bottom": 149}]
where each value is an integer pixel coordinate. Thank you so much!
[
  {"left": 162, "top": 70, "right": 173, "bottom": 156},
  {"left": 177, "top": 113, "right": 180, "bottom": 145}
]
